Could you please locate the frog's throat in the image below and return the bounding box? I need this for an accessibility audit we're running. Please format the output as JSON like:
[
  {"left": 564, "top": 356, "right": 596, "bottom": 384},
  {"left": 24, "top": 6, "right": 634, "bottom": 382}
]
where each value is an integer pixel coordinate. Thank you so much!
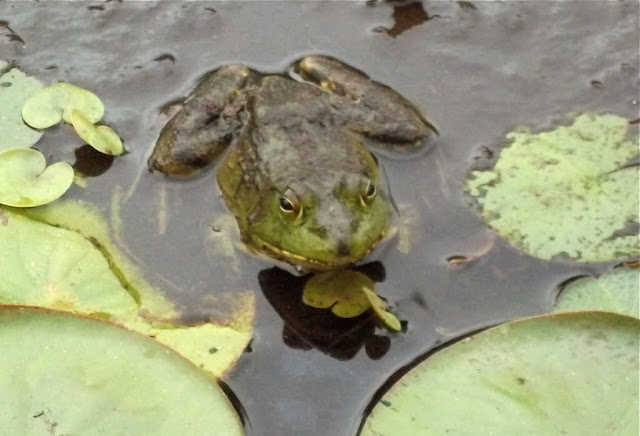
[{"left": 248, "top": 231, "right": 388, "bottom": 270}]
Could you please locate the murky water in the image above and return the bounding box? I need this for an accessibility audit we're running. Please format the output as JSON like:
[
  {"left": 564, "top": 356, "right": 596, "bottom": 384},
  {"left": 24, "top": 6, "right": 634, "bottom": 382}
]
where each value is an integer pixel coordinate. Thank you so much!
[{"left": 2, "top": 2, "right": 638, "bottom": 435}]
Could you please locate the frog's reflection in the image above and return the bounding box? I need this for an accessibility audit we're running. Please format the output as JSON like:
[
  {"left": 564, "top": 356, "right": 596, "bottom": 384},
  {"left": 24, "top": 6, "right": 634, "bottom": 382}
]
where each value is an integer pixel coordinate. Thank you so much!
[{"left": 258, "top": 262, "right": 391, "bottom": 360}]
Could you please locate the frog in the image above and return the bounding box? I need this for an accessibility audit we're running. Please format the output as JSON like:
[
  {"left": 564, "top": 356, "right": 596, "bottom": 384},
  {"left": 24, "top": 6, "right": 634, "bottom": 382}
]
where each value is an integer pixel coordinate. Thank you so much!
[{"left": 148, "top": 56, "right": 437, "bottom": 272}]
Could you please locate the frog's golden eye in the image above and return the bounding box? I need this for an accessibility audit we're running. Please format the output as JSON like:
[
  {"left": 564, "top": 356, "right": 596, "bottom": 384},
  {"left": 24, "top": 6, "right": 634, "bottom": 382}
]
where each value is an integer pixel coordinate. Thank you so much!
[
  {"left": 362, "top": 180, "right": 377, "bottom": 205},
  {"left": 279, "top": 189, "right": 302, "bottom": 220}
]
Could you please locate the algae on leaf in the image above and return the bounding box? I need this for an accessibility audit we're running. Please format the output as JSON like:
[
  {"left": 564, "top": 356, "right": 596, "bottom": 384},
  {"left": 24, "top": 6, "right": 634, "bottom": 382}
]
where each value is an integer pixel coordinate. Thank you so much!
[
  {"left": 0, "top": 306, "right": 244, "bottom": 436},
  {"left": 466, "top": 113, "right": 639, "bottom": 262},
  {"left": 0, "top": 202, "right": 254, "bottom": 378},
  {"left": 554, "top": 267, "right": 639, "bottom": 318},
  {"left": 362, "top": 312, "right": 639, "bottom": 436},
  {"left": 0, "top": 67, "right": 44, "bottom": 150}
]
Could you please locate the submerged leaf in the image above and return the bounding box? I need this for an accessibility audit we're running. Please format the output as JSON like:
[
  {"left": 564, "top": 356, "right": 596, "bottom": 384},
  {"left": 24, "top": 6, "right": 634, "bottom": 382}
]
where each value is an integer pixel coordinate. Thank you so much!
[
  {"left": 362, "top": 312, "right": 639, "bottom": 436},
  {"left": 555, "top": 267, "right": 639, "bottom": 318},
  {"left": 70, "top": 109, "right": 124, "bottom": 155},
  {"left": 0, "top": 306, "right": 244, "bottom": 435},
  {"left": 466, "top": 113, "right": 639, "bottom": 262},
  {"left": 22, "top": 82, "right": 104, "bottom": 129},
  {"left": 0, "top": 203, "right": 254, "bottom": 377},
  {"left": 0, "top": 148, "right": 74, "bottom": 207},
  {"left": 0, "top": 67, "right": 44, "bottom": 149},
  {"left": 303, "top": 270, "right": 372, "bottom": 318}
]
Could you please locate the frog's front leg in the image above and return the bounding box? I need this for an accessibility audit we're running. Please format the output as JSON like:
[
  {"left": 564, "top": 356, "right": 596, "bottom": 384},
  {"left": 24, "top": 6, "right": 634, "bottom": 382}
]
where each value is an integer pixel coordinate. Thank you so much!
[
  {"left": 294, "top": 56, "right": 438, "bottom": 150},
  {"left": 149, "top": 65, "right": 252, "bottom": 176}
]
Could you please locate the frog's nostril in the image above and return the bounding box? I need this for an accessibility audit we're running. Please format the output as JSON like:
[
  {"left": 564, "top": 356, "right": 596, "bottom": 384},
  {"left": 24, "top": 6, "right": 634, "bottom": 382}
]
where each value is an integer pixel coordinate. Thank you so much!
[{"left": 337, "top": 241, "right": 351, "bottom": 257}]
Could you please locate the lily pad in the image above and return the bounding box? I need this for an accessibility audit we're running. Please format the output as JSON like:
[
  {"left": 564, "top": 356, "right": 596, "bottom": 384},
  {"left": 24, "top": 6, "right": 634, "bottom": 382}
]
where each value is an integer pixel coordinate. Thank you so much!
[
  {"left": 22, "top": 82, "right": 104, "bottom": 129},
  {"left": 0, "top": 306, "right": 244, "bottom": 435},
  {"left": 466, "top": 113, "right": 639, "bottom": 262},
  {"left": 362, "top": 286, "right": 402, "bottom": 332},
  {"left": 362, "top": 312, "right": 639, "bottom": 436},
  {"left": 554, "top": 267, "right": 639, "bottom": 318},
  {"left": 0, "top": 202, "right": 254, "bottom": 377},
  {"left": 70, "top": 109, "right": 124, "bottom": 155},
  {"left": 0, "top": 148, "right": 74, "bottom": 207},
  {"left": 303, "top": 270, "right": 373, "bottom": 318},
  {"left": 0, "top": 67, "right": 44, "bottom": 149}
]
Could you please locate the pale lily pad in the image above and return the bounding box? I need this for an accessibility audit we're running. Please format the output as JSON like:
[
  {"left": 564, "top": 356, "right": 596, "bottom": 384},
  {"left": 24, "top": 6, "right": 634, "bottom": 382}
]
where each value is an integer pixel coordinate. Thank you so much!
[
  {"left": 22, "top": 82, "right": 104, "bottom": 129},
  {"left": 466, "top": 113, "right": 639, "bottom": 262},
  {"left": 0, "top": 202, "right": 254, "bottom": 378},
  {"left": 303, "top": 270, "right": 373, "bottom": 318},
  {"left": 362, "top": 286, "right": 401, "bottom": 332},
  {"left": 0, "top": 148, "right": 74, "bottom": 207},
  {"left": 0, "top": 306, "right": 244, "bottom": 435},
  {"left": 362, "top": 312, "right": 639, "bottom": 436},
  {"left": 70, "top": 109, "right": 124, "bottom": 155},
  {"left": 555, "top": 267, "right": 639, "bottom": 318},
  {"left": 0, "top": 67, "right": 44, "bottom": 149}
]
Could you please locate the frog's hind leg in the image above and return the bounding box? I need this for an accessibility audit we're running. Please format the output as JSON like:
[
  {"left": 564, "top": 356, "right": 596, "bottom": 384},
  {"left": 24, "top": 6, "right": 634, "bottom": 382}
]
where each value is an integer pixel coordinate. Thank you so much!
[
  {"left": 149, "top": 65, "right": 254, "bottom": 176},
  {"left": 294, "top": 56, "right": 438, "bottom": 151}
]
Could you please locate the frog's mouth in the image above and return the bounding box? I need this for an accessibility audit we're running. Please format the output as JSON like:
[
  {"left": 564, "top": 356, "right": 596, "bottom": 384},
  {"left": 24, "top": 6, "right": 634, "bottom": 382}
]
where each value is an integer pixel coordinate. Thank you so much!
[{"left": 249, "top": 230, "right": 389, "bottom": 272}]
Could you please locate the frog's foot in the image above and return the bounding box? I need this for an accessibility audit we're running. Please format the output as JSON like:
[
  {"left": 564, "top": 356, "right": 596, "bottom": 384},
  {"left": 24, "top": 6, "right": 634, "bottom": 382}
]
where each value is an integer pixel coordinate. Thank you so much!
[
  {"left": 294, "top": 56, "right": 438, "bottom": 151},
  {"left": 149, "top": 65, "right": 252, "bottom": 177}
]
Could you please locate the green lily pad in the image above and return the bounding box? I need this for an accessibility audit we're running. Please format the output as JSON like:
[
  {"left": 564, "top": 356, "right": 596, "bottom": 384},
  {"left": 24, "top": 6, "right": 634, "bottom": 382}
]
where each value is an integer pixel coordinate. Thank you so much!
[
  {"left": 303, "top": 270, "right": 373, "bottom": 318},
  {"left": 22, "top": 82, "right": 104, "bottom": 129},
  {"left": 0, "top": 148, "right": 74, "bottom": 207},
  {"left": 0, "top": 306, "right": 244, "bottom": 435},
  {"left": 466, "top": 113, "right": 639, "bottom": 262},
  {"left": 0, "top": 67, "right": 44, "bottom": 150},
  {"left": 70, "top": 109, "right": 124, "bottom": 155},
  {"left": 362, "top": 286, "right": 402, "bottom": 332},
  {"left": 555, "top": 267, "right": 639, "bottom": 318},
  {"left": 0, "top": 202, "right": 254, "bottom": 378},
  {"left": 362, "top": 312, "right": 639, "bottom": 436}
]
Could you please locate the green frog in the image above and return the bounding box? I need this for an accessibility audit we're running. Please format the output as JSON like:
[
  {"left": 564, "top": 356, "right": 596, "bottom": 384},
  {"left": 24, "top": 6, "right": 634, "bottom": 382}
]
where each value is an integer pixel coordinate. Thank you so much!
[{"left": 149, "top": 56, "right": 437, "bottom": 272}]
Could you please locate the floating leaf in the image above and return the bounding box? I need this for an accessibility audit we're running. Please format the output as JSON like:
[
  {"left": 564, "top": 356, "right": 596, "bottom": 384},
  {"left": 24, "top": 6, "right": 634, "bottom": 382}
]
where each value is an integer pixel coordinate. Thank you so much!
[
  {"left": 22, "top": 82, "right": 104, "bottom": 129},
  {"left": 303, "top": 270, "right": 372, "bottom": 318},
  {"left": 70, "top": 109, "right": 124, "bottom": 155},
  {"left": 0, "top": 306, "right": 244, "bottom": 435},
  {"left": 0, "top": 67, "right": 44, "bottom": 149},
  {"left": 0, "top": 148, "right": 73, "bottom": 207},
  {"left": 362, "top": 312, "right": 639, "bottom": 436},
  {"left": 362, "top": 286, "right": 401, "bottom": 331},
  {"left": 466, "top": 113, "right": 639, "bottom": 262},
  {"left": 0, "top": 203, "right": 254, "bottom": 377},
  {"left": 555, "top": 267, "right": 639, "bottom": 318}
]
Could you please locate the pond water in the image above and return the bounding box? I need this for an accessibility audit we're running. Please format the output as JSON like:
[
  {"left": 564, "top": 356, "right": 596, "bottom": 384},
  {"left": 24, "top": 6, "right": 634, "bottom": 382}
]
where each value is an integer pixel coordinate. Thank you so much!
[{"left": 1, "top": 2, "right": 638, "bottom": 435}]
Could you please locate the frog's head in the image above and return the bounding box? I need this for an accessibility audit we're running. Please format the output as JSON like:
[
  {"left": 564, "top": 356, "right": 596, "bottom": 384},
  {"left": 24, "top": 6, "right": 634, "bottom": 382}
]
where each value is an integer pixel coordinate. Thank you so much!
[{"left": 246, "top": 158, "right": 393, "bottom": 272}]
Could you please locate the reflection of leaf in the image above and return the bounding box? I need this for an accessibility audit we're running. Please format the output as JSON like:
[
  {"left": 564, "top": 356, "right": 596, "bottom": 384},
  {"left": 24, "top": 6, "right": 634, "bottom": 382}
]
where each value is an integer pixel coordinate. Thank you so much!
[
  {"left": 70, "top": 109, "right": 124, "bottom": 155},
  {"left": 0, "top": 67, "right": 44, "bottom": 149},
  {"left": 303, "top": 270, "right": 373, "bottom": 318},
  {"left": 362, "top": 312, "right": 639, "bottom": 436},
  {"left": 0, "top": 306, "right": 244, "bottom": 435},
  {"left": 555, "top": 267, "right": 639, "bottom": 318},
  {"left": 0, "top": 202, "right": 254, "bottom": 377},
  {"left": 0, "top": 148, "right": 73, "bottom": 207},
  {"left": 22, "top": 82, "right": 104, "bottom": 129},
  {"left": 466, "top": 113, "right": 639, "bottom": 262}
]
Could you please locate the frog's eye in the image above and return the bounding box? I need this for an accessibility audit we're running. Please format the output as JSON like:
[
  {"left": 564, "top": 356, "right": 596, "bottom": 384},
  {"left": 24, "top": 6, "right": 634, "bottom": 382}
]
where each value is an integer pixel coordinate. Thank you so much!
[
  {"left": 279, "top": 189, "right": 302, "bottom": 220},
  {"left": 362, "top": 180, "right": 377, "bottom": 205}
]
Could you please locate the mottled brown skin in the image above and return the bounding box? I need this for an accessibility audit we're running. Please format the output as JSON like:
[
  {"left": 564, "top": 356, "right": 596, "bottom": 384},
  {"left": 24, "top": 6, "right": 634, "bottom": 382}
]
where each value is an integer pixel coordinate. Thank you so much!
[{"left": 149, "top": 56, "right": 437, "bottom": 271}]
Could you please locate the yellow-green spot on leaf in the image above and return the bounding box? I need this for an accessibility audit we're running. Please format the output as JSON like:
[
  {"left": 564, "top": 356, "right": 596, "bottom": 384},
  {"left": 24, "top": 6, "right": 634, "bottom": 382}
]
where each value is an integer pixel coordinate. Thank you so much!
[
  {"left": 0, "top": 306, "right": 244, "bottom": 435},
  {"left": 465, "top": 113, "right": 639, "bottom": 262},
  {"left": 22, "top": 82, "right": 104, "bottom": 129},
  {"left": 362, "top": 312, "right": 639, "bottom": 436},
  {"left": 70, "top": 108, "right": 124, "bottom": 155},
  {"left": 362, "top": 286, "right": 402, "bottom": 331},
  {"left": 0, "top": 148, "right": 74, "bottom": 207},
  {"left": 0, "top": 202, "right": 255, "bottom": 378},
  {"left": 0, "top": 67, "right": 44, "bottom": 149},
  {"left": 303, "top": 270, "right": 372, "bottom": 318},
  {"left": 554, "top": 267, "right": 640, "bottom": 318}
]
